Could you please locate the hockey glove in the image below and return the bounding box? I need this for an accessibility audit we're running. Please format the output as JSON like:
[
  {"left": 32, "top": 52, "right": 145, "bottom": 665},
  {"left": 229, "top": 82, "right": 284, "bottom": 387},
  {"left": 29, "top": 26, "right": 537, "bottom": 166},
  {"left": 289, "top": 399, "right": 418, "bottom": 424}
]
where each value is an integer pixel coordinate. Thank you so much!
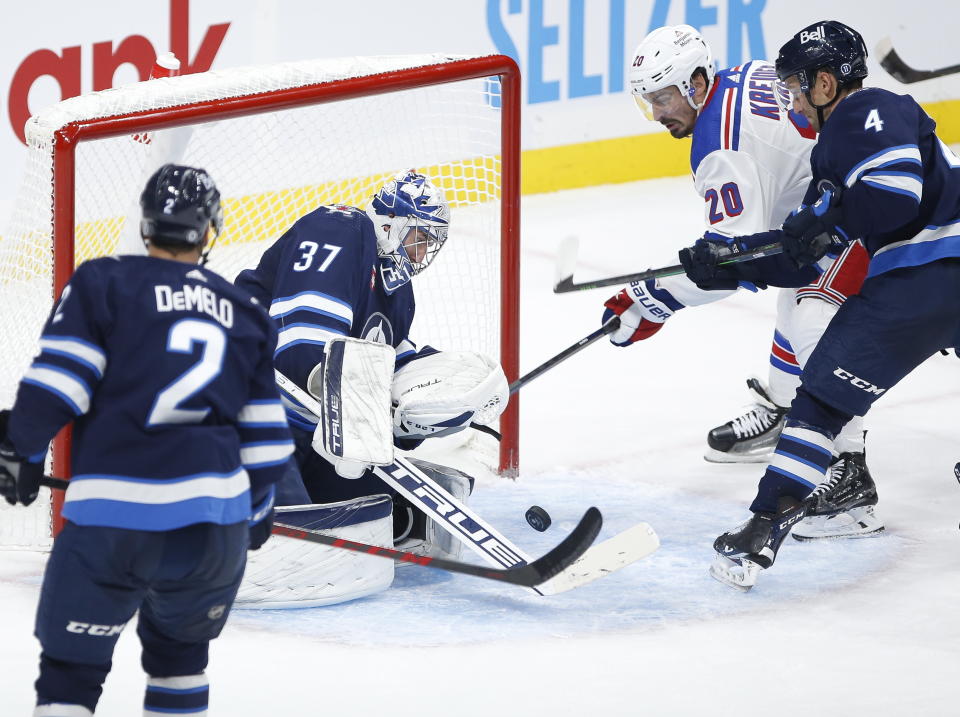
[
  {"left": 602, "top": 280, "right": 674, "bottom": 346},
  {"left": 678, "top": 234, "right": 743, "bottom": 290},
  {"left": 781, "top": 186, "right": 845, "bottom": 267},
  {"left": 0, "top": 409, "right": 44, "bottom": 507},
  {"left": 248, "top": 486, "right": 275, "bottom": 551}
]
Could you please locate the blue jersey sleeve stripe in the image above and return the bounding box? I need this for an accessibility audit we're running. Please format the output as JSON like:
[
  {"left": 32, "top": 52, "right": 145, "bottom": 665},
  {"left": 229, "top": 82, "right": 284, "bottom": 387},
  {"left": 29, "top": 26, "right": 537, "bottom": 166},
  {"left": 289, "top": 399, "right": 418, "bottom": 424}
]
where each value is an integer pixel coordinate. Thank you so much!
[
  {"left": 23, "top": 364, "right": 93, "bottom": 415},
  {"left": 270, "top": 305, "right": 352, "bottom": 327},
  {"left": 237, "top": 401, "right": 287, "bottom": 426},
  {"left": 275, "top": 324, "right": 345, "bottom": 352},
  {"left": 270, "top": 291, "right": 353, "bottom": 324},
  {"left": 844, "top": 144, "right": 921, "bottom": 187},
  {"left": 860, "top": 174, "right": 922, "bottom": 203},
  {"left": 867, "top": 231, "right": 960, "bottom": 278},
  {"left": 240, "top": 441, "right": 295, "bottom": 469},
  {"left": 39, "top": 337, "right": 107, "bottom": 378}
]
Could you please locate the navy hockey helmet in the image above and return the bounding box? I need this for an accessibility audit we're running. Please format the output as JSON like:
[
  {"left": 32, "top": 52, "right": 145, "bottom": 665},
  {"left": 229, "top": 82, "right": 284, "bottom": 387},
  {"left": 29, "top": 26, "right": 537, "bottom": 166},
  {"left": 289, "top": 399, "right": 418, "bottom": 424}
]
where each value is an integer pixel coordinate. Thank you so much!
[
  {"left": 775, "top": 20, "right": 868, "bottom": 93},
  {"left": 140, "top": 163, "right": 224, "bottom": 248}
]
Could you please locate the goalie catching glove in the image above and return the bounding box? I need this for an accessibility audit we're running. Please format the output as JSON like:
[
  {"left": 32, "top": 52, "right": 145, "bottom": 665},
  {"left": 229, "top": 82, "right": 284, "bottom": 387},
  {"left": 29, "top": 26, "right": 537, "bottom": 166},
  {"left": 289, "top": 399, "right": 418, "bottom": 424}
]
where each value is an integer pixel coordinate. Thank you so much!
[{"left": 392, "top": 351, "right": 509, "bottom": 440}]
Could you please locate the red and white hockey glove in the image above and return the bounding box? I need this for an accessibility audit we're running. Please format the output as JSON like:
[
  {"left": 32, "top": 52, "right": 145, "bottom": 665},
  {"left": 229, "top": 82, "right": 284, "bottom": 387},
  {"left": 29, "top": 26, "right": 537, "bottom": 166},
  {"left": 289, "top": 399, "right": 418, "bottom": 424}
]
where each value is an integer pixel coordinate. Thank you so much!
[{"left": 601, "top": 280, "right": 675, "bottom": 347}]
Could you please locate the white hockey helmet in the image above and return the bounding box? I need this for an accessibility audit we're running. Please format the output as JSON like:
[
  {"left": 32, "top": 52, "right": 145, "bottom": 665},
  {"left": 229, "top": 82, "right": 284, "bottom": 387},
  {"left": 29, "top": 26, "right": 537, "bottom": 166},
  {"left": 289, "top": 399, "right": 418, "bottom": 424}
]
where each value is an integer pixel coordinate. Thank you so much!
[
  {"left": 366, "top": 170, "right": 450, "bottom": 287},
  {"left": 629, "top": 24, "right": 715, "bottom": 118}
]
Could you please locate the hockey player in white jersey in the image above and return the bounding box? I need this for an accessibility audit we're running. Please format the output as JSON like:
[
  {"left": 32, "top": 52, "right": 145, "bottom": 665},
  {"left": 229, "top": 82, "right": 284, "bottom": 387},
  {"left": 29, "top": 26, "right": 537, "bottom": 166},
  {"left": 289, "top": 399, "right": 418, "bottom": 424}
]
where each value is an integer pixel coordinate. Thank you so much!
[{"left": 602, "top": 25, "right": 880, "bottom": 540}]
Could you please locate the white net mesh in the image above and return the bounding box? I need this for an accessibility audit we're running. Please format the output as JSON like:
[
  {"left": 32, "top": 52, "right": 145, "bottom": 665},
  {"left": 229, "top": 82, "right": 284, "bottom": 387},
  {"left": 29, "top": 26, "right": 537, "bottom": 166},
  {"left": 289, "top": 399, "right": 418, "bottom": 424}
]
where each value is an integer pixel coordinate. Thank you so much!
[{"left": 0, "top": 54, "right": 514, "bottom": 549}]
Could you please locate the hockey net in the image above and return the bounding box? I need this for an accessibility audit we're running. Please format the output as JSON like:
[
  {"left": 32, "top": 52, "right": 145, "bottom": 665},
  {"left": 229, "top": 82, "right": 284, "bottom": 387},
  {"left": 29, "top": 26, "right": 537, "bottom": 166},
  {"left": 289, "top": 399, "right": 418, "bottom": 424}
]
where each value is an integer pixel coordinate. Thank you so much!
[{"left": 0, "top": 54, "right": 520, "bottom": 549}]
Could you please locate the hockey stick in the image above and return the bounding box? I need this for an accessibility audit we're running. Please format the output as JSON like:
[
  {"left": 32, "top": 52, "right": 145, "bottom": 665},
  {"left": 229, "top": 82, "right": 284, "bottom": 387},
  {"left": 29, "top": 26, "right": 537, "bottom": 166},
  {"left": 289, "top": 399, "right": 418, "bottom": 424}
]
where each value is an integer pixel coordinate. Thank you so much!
[
  {"left": 507, "top": 317, "right": 620, "bottom": 394},
  {"left": 876, "top": 37, "right": 960, "bottom": 83},
  {"left": 471, "top": 318, "right": 621, "bottom": 433},
  {"left": 272, "top": 510, "right": 599, "bottom": 588},
  {"left": 34, "top": 475, "right": 598, "bottom": 589},
  {"left": 552, "top": 235, "right": 783, "bottom": 293},
  {"left": 275, "top": 370, "right": 660, "bottom": 594}
]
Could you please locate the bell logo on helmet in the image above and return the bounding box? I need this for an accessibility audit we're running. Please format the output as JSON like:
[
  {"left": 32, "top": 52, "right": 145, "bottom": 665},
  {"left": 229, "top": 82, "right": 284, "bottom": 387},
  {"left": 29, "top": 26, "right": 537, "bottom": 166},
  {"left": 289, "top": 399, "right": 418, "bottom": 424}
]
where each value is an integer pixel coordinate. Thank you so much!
[{"left": 800, "top": 26, "right": 826, "bottom": 44}]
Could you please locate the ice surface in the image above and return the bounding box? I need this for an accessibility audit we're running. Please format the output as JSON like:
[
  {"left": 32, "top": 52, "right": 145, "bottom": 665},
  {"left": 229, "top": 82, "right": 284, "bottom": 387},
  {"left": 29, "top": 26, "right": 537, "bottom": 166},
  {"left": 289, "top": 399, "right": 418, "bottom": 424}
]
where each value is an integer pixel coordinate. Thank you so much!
[{"left": 2, "top": 177, "right": 959, "bottom": 715}]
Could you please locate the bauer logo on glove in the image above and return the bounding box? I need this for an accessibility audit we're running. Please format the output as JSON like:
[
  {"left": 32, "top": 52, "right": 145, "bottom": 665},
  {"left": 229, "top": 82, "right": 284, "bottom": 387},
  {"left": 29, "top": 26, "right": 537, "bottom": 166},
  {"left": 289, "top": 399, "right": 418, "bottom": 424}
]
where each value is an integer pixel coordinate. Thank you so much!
[{"left": 601, "top": 280, "right": 675, "bottom": 346}]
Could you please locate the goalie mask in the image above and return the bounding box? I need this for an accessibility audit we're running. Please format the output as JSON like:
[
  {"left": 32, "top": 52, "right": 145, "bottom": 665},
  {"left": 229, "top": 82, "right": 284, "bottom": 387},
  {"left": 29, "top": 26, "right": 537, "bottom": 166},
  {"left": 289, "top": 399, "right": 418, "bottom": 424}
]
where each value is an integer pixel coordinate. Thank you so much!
[
  {"left": 140, "top": 164, "right": 223, "bottom": 250},
  {"left": 366, "top": 171, "right": 450, "bottom": 291},
  {"left": 629, "top": 24, "right": 715, "bottom": 120}
]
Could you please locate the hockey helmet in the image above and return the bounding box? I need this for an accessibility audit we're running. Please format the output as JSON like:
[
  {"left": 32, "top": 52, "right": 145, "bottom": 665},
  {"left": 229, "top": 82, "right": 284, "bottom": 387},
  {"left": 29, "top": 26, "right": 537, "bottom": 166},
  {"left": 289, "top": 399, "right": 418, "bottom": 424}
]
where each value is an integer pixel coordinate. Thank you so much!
[
  {"left": 140, "top": 163, "right": 223, "bottom": 248},
  {"left": 629, "top": 24, "right": 715, "bottom": 119},
  {"left": 775, "top": 20, "right": 868, "bottom": 93},
  {"left": 366, "top": 171, "right": 450, "bottom": 285}
]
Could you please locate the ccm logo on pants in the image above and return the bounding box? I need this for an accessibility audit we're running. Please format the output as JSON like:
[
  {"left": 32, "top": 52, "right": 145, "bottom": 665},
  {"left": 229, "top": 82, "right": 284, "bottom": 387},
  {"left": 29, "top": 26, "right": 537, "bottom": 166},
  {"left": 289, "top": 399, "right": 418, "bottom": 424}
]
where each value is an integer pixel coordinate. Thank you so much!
[
  {"left": 66, "top": 621, "right": 125, "bottom": 636},
  {"left": 833, "top": 368, "right": 886, "bottom": 395}
]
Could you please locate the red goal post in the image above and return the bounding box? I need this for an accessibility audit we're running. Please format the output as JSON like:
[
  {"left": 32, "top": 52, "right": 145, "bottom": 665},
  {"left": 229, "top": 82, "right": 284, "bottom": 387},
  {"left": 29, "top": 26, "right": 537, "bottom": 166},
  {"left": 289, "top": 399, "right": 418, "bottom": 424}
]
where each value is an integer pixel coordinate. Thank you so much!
[{"left": 0, "top": 54, "right": 520, "bottom": 545}]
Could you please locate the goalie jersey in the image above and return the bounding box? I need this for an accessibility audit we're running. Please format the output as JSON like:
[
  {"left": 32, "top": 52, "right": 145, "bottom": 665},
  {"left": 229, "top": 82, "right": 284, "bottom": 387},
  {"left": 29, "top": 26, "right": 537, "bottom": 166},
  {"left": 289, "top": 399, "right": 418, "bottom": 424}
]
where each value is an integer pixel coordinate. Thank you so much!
[
  {"left": 235, "top": 204, "right": 424, "bottom": 432},
  {"left": 4, "top": 256, "right": 293, "bottom": 531}
]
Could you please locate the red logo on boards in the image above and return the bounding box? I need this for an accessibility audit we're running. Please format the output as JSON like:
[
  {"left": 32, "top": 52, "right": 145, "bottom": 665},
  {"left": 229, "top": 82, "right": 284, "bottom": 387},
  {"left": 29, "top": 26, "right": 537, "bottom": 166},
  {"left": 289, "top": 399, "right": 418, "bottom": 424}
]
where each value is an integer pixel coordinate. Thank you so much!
[{"left": 7, "top": 0, "right": 231, "bottom": 144}]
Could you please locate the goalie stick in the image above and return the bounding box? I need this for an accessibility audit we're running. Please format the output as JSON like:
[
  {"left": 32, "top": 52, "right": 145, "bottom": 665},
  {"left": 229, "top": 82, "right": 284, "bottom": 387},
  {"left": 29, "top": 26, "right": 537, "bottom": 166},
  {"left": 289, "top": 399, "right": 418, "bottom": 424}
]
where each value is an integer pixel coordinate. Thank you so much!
[
  {"left": 552, "top": 235, "right": 783, "bottom": 293},
  {"left": 35, "top": 475, "right": 599, "bottom": 590},
  {"left": 275, "top": 369, "right": 660, "bottom": 595},
  {"left": 876, "top": 36, "right": 960, "bottom": 84}
]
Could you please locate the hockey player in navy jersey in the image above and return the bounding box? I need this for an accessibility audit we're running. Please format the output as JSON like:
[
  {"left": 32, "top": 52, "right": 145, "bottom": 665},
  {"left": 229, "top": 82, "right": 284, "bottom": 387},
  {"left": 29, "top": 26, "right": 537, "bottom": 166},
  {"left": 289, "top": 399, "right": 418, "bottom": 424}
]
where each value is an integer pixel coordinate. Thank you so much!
[
  {"left": 605, "top": 24, "right": 876, "bottom": 540},
  {"left": 675, "top": 21, "right": 960, "bottom": 590},
  {"left": 232, "top": 170, "right": 508, "bottom": 607},
  {"left": 0, "top": 164, "right": 293, "bottom": 714}
]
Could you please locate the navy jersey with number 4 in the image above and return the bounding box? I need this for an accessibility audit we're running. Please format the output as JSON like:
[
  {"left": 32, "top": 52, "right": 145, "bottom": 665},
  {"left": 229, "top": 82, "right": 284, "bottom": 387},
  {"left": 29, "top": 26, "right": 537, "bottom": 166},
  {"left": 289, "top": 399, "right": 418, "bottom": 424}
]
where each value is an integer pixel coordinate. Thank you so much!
[
  {"left": 807, "top": 87, "right": 960, "bottom": 277},
  {"left": 236, "top": 204, "right": 425, "bottom": 432},
  {"left": 5, "top": 256, "right": 293, "bottom": 531},
  {"left": 739, "top": 87, "right": 960, "bottom": 281}
]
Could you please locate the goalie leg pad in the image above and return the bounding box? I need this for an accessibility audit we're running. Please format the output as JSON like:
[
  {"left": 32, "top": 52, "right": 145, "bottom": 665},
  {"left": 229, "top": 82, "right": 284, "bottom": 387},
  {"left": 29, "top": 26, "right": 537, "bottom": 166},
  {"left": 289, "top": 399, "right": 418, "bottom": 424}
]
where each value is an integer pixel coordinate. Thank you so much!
[
  {"left": 235, "top": 495, "right": 394, "bottom": 609},
  {"left": 393, "top": 457, "right": 474, "bottom": 564}
]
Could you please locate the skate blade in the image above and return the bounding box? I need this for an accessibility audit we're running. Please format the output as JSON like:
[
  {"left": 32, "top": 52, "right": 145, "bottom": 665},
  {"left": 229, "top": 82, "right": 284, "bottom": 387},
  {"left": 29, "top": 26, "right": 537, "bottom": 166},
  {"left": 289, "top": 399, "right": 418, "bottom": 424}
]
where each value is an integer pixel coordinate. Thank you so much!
[
  {"left": 709, "top": 555, "right": 761, "bottom": 592},
  {"left": 703, "top": 447, "right": 774, "bottom": 464},
  {"left": 792, "top": 509, "right": 886, "bottom": 541},
  {"left": 792, "top": 525, "right": 885, "bottom": 541}
]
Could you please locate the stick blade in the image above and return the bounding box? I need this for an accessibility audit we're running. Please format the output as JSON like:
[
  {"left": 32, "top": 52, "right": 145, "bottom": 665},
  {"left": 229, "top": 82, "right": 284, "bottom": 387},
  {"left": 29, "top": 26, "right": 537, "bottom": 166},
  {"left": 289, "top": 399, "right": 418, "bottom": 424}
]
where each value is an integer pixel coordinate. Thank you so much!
[
  {"left": 518, "top": 506, "right": 603, "bottom": 585},
  {"left": 553, "top": 236, "right": 580, "bottom": 292},
  {"left": 537, "top": 522, "right": 659, "bottom": 595}
]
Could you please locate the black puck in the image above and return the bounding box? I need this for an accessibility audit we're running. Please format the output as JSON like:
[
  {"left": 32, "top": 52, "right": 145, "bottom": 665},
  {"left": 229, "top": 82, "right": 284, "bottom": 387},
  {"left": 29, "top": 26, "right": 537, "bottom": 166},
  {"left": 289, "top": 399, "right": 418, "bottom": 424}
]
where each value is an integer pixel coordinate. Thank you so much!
[
  {"left": 525, "top": 505, "right": 551, "bottom": 532},
  {"left": 955, "top": 462, "right": 960, "bottom": 483}
]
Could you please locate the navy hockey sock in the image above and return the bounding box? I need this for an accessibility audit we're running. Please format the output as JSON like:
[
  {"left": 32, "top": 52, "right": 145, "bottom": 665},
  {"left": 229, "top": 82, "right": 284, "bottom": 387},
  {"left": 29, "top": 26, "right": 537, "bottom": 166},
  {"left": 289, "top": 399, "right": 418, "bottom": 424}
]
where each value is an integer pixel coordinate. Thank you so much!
[{"left": 144, "top": 674, "right": 209, "bottom": 716}]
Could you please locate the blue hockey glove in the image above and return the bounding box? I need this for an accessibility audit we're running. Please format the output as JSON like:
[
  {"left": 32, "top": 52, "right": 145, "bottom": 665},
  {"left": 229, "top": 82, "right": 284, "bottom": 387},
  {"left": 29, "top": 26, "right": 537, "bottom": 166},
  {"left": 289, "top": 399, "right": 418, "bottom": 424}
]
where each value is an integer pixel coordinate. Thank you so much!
[
  {"left": 0, "top": 410, "right": 43, "bottom": 507},
  {"left": 248, "top": 486, "right": 275, "bottom": 551},
  {"left": 781, "top": 186, "right": 845, "bottom": 267},
  {"left": 678, "top": 235, "right": 742, "bottom": 290},
  {"left": 601, "top": 281, "right": 674, "bottom": 346}
]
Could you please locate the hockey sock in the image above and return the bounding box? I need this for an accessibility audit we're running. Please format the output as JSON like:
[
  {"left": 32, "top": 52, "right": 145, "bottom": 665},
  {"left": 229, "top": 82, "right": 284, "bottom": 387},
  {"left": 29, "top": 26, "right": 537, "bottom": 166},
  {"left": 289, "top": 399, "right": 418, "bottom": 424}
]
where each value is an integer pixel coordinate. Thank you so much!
[
  {"left": 750, "top": 425, "right": 833, "bottom": 514},
  {"left": 143, "top": 674, "right": 209, "bottom": 716}
]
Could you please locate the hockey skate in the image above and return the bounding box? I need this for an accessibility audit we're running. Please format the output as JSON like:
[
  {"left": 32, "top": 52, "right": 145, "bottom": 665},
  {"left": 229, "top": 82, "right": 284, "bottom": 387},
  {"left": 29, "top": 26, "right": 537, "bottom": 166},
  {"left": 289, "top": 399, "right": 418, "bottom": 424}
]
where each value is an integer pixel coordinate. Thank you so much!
[
  {"left": 792, "top": 450, "right": 884, "bottom": 541},
  {"left": 704, "top": 378, "right": 788, "bottom": 463},
  {"left": 710, "top": 501, "right": 808, "bottom": 591}
]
